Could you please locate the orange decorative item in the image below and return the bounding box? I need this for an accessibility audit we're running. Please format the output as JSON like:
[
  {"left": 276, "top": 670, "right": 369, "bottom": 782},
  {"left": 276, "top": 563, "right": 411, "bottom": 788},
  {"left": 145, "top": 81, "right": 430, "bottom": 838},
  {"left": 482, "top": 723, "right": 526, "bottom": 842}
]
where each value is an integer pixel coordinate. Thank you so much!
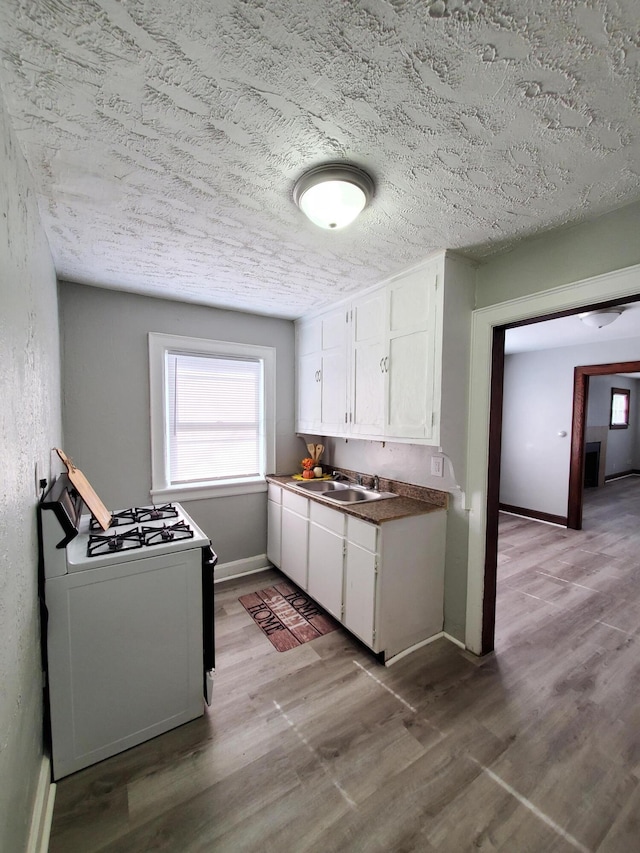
[
  {"left": 302, "top": 470, "right": 315, "bottom": 479},
  {"left": 301, "top": 457, "right": 314, "bottom": 470}
]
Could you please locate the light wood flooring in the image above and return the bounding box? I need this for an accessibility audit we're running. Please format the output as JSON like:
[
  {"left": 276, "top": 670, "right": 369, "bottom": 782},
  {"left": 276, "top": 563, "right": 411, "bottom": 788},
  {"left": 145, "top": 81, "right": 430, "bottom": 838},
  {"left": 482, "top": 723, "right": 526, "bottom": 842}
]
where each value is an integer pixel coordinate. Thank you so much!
[{"left": 49, "top": 477, "right": 640, "bottom": 852}]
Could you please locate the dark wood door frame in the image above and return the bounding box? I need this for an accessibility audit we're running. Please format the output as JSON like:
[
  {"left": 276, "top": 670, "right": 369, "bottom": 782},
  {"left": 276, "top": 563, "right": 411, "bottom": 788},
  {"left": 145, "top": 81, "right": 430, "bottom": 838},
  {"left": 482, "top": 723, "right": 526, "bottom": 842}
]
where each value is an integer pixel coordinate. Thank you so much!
[
  {"left": 567, "top": 360, "right": 640, "bottom": 529},
  {"left": 481, "top": 326, "right": 505, "bottom": 655}
]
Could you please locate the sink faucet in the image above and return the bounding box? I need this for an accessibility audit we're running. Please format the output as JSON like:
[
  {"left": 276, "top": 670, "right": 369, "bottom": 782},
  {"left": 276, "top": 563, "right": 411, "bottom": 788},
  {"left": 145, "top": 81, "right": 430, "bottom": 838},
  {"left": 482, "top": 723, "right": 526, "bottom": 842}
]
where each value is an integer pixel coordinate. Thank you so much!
[
  {"left": 332, "top": 470, "right": 363, "bottom": 486},
  {"left": 372, "top": 475, "right": 379, "bottom": 491}
]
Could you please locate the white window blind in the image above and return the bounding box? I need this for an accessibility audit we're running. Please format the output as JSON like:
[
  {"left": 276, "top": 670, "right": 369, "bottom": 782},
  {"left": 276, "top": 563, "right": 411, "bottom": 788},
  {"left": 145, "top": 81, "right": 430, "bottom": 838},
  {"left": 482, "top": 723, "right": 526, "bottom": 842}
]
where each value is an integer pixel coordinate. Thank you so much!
[{"left": 166, "top": 351, "right": 264, "bottom": 485}]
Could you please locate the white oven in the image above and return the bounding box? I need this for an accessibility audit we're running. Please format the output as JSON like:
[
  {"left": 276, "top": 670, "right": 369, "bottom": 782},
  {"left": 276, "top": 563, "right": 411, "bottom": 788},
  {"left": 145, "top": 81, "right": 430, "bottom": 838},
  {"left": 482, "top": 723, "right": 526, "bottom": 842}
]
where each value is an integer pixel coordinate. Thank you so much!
[{"left": 39, "top": 474, "right": 216, "bottom": 780}]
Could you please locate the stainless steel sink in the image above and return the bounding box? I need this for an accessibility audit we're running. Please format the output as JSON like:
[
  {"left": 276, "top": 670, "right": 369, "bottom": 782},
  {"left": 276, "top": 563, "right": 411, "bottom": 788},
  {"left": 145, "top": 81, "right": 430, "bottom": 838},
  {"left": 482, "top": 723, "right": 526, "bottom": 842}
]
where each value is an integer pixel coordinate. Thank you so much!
[
  {"left": 292, "top": 479, "right": 398, "bottom": 504},
  {"left": 293, "top": 480, "right": 349, "bottom": 492},
  {"left": 323, "top": 488, "right": 398, "bottom": 504}
]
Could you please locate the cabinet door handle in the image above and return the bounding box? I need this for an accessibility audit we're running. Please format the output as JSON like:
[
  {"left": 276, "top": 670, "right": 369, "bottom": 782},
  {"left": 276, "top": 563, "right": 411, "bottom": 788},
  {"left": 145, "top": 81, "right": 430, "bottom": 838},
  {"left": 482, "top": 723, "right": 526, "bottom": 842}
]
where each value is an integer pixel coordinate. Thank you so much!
[
  {"left": 384, "top": 356, "right": 389, "bottom": 372},
  {"left": 379, "top": 357, "right": 384, "bottom": 373}
]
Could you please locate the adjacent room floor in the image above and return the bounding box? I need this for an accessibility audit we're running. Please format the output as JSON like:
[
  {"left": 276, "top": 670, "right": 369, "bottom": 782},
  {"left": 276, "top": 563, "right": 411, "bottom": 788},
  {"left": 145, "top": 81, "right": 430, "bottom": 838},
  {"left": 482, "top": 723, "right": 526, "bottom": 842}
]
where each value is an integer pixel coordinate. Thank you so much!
[{"left": 49, "top": 477, "right": 640, "bottom": 852}]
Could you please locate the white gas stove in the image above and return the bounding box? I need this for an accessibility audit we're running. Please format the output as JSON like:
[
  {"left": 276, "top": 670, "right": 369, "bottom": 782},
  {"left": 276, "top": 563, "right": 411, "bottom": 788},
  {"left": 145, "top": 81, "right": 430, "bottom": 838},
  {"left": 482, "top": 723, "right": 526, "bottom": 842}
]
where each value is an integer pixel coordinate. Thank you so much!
[
  {"left": 39, "top": 474, "right": 216, "bottom": 780},
  {"left": 41, "top": 479, "right": 211, "bottom": 575}
]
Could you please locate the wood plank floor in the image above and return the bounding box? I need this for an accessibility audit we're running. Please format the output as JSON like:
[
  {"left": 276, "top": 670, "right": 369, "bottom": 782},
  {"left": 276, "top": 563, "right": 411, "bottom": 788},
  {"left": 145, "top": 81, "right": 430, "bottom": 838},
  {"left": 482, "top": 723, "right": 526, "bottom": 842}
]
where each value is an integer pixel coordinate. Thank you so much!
[{"left": 49, "top": 477, "right": 640, "bottom": 852}]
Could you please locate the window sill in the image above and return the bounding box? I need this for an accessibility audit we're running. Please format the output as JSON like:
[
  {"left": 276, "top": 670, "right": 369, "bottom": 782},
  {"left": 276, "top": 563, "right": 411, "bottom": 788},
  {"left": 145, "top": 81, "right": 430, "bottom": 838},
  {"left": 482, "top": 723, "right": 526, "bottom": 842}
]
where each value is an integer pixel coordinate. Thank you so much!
[{"left": 150, "top": 480, "right": 268, "bottom": 503}]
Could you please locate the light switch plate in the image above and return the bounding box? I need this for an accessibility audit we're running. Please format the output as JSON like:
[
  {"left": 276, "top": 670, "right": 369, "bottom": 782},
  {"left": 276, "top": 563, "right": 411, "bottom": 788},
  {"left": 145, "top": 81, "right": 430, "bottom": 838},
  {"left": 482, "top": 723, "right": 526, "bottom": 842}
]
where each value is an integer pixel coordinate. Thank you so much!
[{"left": 430, "top": 456, "right": 444, "bottom": 477}]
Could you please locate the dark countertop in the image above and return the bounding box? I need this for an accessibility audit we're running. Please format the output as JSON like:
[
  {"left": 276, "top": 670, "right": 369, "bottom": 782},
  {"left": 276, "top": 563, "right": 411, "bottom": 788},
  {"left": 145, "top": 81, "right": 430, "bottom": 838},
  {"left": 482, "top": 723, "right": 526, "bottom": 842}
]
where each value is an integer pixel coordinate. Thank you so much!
[{"left": 266, "top": 474, "right": 448, "bottom": 524}]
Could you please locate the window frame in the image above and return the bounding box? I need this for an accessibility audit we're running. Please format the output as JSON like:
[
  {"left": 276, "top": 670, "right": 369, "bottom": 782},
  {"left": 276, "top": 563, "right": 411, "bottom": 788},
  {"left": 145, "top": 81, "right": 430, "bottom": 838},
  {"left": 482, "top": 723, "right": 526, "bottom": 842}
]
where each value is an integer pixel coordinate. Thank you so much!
[
  {"left": 609, "top": 387, "right": 630, "bottom": 430},
  {"left": 149, "top": 332, "right": 276, "bottom": 501}
]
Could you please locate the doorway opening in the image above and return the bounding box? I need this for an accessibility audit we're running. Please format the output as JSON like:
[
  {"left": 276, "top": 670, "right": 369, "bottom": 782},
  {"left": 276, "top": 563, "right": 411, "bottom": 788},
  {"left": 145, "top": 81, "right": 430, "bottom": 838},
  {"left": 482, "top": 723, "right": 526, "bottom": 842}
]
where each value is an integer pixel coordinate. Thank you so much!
[
  {"left": 567, "top": 360, "right": 640, "bottom": 529},
  {"left": 481, "top": 300, "right": 640, "bottom": 656}
]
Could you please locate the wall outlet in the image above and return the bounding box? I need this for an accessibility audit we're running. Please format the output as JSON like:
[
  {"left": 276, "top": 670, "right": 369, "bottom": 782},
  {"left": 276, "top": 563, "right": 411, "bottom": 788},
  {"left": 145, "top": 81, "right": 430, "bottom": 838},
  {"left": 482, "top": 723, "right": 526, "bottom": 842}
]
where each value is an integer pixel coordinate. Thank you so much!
[{"left": 430, "top": 456, "right": 444, "bottom": 477}]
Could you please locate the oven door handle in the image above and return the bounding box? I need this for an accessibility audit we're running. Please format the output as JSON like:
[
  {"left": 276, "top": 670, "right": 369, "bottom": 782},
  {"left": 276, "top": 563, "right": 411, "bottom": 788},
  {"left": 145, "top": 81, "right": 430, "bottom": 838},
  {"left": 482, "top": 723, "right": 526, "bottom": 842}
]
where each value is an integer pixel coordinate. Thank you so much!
[{"left": 202, "top": 544, "right": 217, "bottom": 567}]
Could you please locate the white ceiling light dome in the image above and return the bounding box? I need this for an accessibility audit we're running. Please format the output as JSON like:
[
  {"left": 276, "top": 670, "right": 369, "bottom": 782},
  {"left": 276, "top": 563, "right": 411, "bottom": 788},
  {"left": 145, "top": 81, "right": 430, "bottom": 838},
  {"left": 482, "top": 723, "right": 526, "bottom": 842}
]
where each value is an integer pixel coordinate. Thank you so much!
[
  {"left": 578, "top": 309, "right": 623, "bottom": 328},
  {"left": 293, "top": 163, "right": 375, "bottom": 230}
]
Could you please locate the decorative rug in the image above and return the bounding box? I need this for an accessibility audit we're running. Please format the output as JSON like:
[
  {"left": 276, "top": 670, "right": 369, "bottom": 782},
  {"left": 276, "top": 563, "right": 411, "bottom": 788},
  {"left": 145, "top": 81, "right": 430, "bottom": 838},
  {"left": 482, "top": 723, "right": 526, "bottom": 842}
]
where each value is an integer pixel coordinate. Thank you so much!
[{"left": 239, "top": 580, "right": 339, "bottom": 652}]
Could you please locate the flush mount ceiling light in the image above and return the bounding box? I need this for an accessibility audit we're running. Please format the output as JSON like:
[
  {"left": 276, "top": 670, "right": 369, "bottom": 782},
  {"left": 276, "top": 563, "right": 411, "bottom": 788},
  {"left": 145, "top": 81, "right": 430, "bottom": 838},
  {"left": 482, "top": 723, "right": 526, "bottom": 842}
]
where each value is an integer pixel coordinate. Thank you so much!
[
  {"left": 293, "top": 163, "right": 375, "bottom": 230},
  {"left": 578, "top": 309, "right": 622, "bottom": 328}
]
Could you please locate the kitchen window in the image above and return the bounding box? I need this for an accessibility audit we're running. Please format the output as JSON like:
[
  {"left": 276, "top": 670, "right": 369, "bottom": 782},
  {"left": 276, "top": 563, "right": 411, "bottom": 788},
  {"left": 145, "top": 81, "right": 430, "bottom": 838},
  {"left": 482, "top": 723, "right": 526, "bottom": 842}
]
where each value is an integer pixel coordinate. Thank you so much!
[{"left": 149, "top": 333, "right": 275, "bottom": 501}]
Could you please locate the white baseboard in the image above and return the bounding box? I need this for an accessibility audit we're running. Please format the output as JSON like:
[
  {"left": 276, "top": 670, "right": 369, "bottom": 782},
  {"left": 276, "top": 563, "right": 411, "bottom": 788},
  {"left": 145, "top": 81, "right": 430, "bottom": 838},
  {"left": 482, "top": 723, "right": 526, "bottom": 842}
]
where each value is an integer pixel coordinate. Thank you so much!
[
  {"left": 214, "top": 554, "right": 272, "bottom": 583},
  {"left": 444, "top": 631, "right": 466, "bottom": 650},
  {"left": 384, "top": 632, "right": 445, "bottom": 666},
  {"left": 383, "top": 630, "right": 466, "bottom": 666},
  {"left": 27, "top": 757, "right": 56, "bottom": 853}
]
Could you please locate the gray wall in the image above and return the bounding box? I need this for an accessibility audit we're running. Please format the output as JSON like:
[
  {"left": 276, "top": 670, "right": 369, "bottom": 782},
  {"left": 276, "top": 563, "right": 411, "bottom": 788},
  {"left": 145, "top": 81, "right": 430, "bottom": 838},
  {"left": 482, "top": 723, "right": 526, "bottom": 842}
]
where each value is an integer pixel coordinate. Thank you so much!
[
  {"left": 501, "top": 339, "right": 640, "bottom": 517},
  {"left": 476, "top": 199, "right": 640, "bottom": 308},
  {"left": 0, "top": 98, "right": 61, "bottom": 850},
  {"left": 587, "top": 375, "right": 640, "bottom": 476},
  {"left": 59, "top": 282, "right": 299, "bottom": 567}
]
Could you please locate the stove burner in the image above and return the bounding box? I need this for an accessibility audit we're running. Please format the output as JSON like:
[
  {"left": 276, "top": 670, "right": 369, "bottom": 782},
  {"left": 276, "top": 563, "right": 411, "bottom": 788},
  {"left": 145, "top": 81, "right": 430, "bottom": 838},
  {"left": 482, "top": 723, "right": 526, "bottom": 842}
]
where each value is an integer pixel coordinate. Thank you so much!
[
  {"left": 87, "top": 528, "right": 144, "bottom": 557},
  {"left": 142, "top": 521, "right": 194, "bottom": 546},
  {"left": 90, "top": 508, "right": 136, "bottom": 531},
  {"left": 135, "top": 504, "right": 178, "bottom": 523}
]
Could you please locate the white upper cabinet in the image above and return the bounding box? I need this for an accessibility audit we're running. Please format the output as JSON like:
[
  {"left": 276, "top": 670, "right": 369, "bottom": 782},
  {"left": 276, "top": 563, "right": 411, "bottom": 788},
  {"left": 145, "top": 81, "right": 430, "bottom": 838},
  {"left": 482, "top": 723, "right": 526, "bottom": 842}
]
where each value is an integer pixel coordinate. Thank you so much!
[
  {"left": 296, "top": 320, "right": 323, "bottom": 430},
  {"left": 296, "top": 251, "right": 474, "bottom": 448},
  {"left": 385, "top": 260, "right": 439, "bottom": 441},
  {"left": 350, "top": 287, "right": 386, "bottom": 436},
  {"left": 296, "top": 306, "right": 348, "bottom": 435}
]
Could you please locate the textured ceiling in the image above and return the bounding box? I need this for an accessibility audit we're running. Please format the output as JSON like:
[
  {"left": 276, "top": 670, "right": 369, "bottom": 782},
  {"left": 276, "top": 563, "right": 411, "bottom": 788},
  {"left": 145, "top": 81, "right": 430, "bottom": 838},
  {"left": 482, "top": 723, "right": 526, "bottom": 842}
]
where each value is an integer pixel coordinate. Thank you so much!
[{"left": 0, "top": 1, "right": 639, "bottom": 318}]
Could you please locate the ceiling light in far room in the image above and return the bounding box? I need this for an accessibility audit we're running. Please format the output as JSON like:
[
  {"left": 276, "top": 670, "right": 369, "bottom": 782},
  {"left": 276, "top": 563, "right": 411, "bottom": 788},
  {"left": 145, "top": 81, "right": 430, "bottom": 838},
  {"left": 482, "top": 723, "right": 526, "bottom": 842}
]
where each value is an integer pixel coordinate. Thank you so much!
[
  {"left": 578, "top": 309, "right": 623, "bottom": 328},
  {"left": 293, "top": 163, "right": 375, "bottom": 230}
]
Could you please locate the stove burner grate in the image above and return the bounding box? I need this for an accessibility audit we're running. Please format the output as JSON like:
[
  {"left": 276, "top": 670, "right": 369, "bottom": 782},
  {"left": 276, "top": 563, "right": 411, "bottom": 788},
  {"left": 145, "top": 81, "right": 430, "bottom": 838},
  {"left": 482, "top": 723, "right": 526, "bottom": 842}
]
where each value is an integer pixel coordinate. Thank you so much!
[
  {"left": 135, "top": 504, "right": 179, "bottom": 523},
  {"left": 87, "top": 528, "right": 144, "bottom": 557},
  {"left": 90, "top": 508, "right": 136, "bottom": 531},
  {"left": 142, "top": 521, "right": 194, "bottom": 546}
]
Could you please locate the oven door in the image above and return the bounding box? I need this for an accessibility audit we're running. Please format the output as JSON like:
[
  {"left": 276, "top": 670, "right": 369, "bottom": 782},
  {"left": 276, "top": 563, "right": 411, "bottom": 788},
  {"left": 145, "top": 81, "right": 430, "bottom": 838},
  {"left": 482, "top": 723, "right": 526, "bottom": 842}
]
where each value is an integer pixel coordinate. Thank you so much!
[{"left": 202, "top": 544, "right": 218, "bottom": 705}]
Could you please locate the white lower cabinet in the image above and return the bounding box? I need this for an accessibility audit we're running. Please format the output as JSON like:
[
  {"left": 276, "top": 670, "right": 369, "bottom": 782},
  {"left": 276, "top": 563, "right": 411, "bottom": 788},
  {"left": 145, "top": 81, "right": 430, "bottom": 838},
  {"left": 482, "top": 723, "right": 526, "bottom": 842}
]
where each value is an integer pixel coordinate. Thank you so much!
[
  {"left": 280, "top": 490, "right": 309, "bottom": 590},
  {"left": 308, "top": 502, "right": 345, "bottom": 620},
  {"left": 268, "top": 483, "right": 447, "bottom": 661},
  {"left": 266, "top": 485, "right": 282, "bottom": 567},
  {"left": 344, "top": 539, "right": 377, "bottom": 648}
]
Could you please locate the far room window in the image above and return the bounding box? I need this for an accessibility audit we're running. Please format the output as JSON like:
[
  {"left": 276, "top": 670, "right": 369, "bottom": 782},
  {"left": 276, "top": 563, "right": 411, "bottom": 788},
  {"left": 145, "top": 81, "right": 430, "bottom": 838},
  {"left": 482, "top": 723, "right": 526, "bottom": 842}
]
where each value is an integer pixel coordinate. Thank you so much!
[
  {"left": 149, "top": 333, "right": 275, "bottom": 500},
  {"left": 609, "top": 387, "right": 630, "bottom": 430}
]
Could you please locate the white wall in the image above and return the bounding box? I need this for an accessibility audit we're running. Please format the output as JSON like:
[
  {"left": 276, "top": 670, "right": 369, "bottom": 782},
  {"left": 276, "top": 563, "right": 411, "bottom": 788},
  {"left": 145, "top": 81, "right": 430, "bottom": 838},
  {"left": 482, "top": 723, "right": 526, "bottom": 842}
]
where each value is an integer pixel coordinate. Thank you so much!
[
  {"left": 501, "top": 338, "right": 640, "bottom": 518},
  {"left": 587, "top": 375, "right": 640, "bottom": 476},
  {"left": 0, "top": 97, "right": 61, "bottom": 850},
  {"left": 59, "top": 282, "right": 299, "bottom": 568}
]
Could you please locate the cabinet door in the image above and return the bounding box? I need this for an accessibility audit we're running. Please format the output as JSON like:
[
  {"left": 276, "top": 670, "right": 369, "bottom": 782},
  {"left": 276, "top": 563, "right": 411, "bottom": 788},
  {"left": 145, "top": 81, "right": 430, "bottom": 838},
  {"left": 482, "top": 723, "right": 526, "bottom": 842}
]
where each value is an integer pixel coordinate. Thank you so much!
[
  {"left": 267, "top": 499, "right": 281, "bottom": 567},
  {"left": 297, "top": 352, "right": 322, "bottom": 429},
  {"left": 319, "top": 309, "right": 349, "bottom": 434},
  {"left": 296, "top": 319, "right": 322, "bottom": 431},
  {"left": 344, "top": 541, "right": 377, "bottom": 648},
  {"left": 351, "top": 289, "right": 386, "bottom": 436},
  {"left": 296, "top": 311, "right": 347, "bottom": 434},
  {"left": 280, "top": 507, "right": 309, "bottom": 590},
  {"left": 386, "top": 266, "right": 438, "bottom": 440},
  {"left": 308, "top": 523, "right": 344, "bottom": 620}
]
